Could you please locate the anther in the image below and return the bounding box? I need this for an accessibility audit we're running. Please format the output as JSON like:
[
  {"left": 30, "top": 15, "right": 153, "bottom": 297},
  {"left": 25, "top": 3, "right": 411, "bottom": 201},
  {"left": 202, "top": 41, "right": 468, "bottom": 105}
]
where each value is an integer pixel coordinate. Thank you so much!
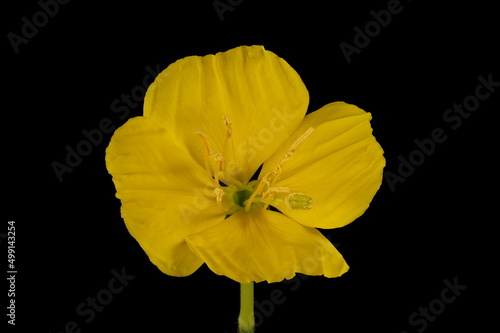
[
  {"left": 223, "top": 115, "right": 232, "bottom": 138},
  {"left": 210, "top": 151, "right": 224, "bottom": 161},
  {"left": 213, "top": 188, "right": 224, "bottom": 206},
  {"left": 209, "top": 151, "right": 225, "bottom": 172}
]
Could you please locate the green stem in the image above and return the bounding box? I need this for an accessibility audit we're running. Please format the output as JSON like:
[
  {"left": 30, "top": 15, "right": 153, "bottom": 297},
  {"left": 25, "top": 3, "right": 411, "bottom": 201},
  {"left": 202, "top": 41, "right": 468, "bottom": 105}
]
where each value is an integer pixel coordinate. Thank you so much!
[{"left": 238, "top": 282, "right": 255, "bottom": 333}]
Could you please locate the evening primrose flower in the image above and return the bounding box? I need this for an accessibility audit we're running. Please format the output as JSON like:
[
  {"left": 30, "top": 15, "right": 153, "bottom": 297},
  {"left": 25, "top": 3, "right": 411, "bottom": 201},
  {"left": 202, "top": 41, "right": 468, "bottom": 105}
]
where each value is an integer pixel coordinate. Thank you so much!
[{"left": 105, "top": 45, "right": 385, "bottom": 285}]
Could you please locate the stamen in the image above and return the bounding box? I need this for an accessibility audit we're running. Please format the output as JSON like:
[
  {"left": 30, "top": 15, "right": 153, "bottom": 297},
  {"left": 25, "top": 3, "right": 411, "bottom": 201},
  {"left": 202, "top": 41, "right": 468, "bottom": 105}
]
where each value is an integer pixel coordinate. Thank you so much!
[
  {"left": 222, "top": 114, "right": 234, "bottom": 178},
  {"left": 194, "top": 130, "right": 225, "bottom": 187},
  {"left": 193, "top": 126, "right": 231, "bottom": 208},
  {"left": 277, "top": 127, "right": 314, "bottom": 170},
  {"left": 245, "top": 127, "right": 315, "bottom": 212},
  {"left": 269, "top": 127, "right": 315, "bottom": 189},
  {"left": 193, "top": 130, "right": 213, "bottom": 179},
  {"left": 213, "top": 188, "right": 225, "bottom": 206},
  {"left": 223, "top": 114, "right": 232, "bottom": 138},
  {"left": 244, "top": 172, "right": 276, "bottom": 212},
  {"left": 262, "top": 187, "right": 291, "bottom": 210},
  {"left": 261, "top": 171, "right": 277, "bottom": 186},
  {"left": 210, "top": 150, "right": 225, "bottom": 173},
  {"left": 262, "top": 187, "right": 291, "bottom": 201},
  {"left": 290, "top": 127, "right": 315, "bottom": 151},
  {"left": 210, "top": 151, "right": 224, "bottom": 161}
]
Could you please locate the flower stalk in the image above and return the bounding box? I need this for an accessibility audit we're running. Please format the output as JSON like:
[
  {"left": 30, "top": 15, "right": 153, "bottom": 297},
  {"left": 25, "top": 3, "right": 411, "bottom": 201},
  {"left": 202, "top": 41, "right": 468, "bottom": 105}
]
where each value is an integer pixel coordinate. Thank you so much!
[{"left": 238, "top": 282, "right": 255, "bottom": 333}]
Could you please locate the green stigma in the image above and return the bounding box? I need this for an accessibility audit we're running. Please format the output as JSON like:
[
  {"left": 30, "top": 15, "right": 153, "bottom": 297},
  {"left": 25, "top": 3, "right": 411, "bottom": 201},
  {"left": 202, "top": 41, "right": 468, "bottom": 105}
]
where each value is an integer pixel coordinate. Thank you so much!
[
  {"left": 286, "top": 193, "right": 314, "bottom": 210},
  {"left": 234, "top": 189, "right": 253, "bottom": 207}
]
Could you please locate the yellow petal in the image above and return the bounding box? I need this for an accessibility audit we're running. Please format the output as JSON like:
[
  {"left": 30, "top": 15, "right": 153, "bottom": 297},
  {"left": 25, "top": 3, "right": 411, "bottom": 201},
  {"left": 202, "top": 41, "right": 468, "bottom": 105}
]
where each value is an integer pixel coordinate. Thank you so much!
[
  {"left": 261, "top": 102, "right": 385, "bottom": 229},
  {"left": 144, "top": 45, "right": 308, "bottom": 184},
  {"left": 186, "top": 210, "right": 349, "bottom": 283},
  {"left": 106, "top": 117, "right": 226, "bottom": 276}
]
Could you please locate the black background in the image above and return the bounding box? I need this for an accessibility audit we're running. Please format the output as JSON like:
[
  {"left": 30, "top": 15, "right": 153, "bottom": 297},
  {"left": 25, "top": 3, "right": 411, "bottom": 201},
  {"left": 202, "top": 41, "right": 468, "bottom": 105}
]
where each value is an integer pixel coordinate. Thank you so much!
[{"left": 4, "top": 0, "right": 498, "bottom": 332}]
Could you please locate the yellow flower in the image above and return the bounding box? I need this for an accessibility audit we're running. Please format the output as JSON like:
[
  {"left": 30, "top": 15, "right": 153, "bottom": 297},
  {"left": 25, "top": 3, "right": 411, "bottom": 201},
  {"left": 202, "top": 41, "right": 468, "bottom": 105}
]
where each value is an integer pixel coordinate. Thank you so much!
[{"left": 105, "top": 45, "right": 385, "bottom": 284}]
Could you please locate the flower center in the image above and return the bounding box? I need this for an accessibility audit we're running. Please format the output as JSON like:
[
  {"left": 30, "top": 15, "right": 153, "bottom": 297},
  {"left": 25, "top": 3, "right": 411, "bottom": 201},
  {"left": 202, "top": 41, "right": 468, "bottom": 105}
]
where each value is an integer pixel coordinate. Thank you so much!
[
  {"left": 220, "top": 181, "right": 262, "bottom": 214},
  {"left": 194, "top": 117, "right": 314, "bottom": 214}
]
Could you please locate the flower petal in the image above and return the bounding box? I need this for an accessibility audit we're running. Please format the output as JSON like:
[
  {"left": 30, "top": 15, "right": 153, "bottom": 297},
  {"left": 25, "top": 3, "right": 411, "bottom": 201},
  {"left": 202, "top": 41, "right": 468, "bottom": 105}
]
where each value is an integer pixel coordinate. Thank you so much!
[
  {"left": 144, "top": 45, "right": 308, "bottom": 184},
  {"left": 261, "top": 102, "right": 385, "bottom": 229},
  {"left": 186, "top": 210, "right": 348, "bottom": 283},
  {"left": 106, "top": 117, "right": 226, "bottom": 276}
]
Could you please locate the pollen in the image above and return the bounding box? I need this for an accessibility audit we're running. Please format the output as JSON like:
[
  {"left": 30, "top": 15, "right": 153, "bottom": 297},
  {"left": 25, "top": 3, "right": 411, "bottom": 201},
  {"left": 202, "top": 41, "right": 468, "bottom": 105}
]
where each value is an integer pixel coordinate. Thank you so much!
[
  {"left": 290, "top": 127, "right": 314, "bottom": 151},
  {"left": 210, "top": 150, "right": 225, "bottom": 172},
  {"left": 262, "top": 187, "right": 291, "bottom": 202},
  {"left": 213, "top": 187, "right": 225, "bottom": 205}
]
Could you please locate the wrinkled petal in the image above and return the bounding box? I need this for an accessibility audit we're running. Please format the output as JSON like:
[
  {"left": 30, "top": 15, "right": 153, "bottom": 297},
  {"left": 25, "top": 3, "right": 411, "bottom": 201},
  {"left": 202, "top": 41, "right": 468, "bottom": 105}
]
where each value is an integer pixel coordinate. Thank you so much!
[
  {"left": 261, "top": 102, "right": 385, "bottom": 229},
  {"left": 144, "top": 45, "right": 309, "bottom": 184},
  {"left": 186, "top": 210, "right": 348, "bottom": 283},
  {"left": 106, "top": 117, "right": 226, "bottom": 276}
]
